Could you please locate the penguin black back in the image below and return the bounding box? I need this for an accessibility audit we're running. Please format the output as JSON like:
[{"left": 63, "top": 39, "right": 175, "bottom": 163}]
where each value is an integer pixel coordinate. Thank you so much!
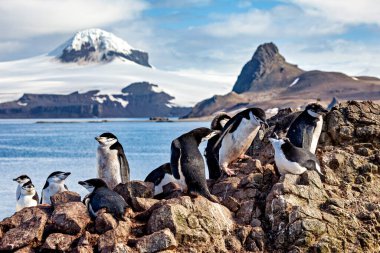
[
  {"left": 171, "top": 127, "right": 219, "bottom": 202},
  {"left": 205, "top": 113, "right": 231, "bottom": 180},
  {"left": 79, "top": 179, "right": 128, "bottom": 221},
  {"left": 286, "top": 103, "right": 327, "bottom": 151}
]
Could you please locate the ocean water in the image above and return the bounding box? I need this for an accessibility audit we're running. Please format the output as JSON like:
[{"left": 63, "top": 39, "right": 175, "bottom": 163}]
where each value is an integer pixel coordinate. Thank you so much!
[{"left": 0, "top": 119, "right": 209, "bottom": 220}]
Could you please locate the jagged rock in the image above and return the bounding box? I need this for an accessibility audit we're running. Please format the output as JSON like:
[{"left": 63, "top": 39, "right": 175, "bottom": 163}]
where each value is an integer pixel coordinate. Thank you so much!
[
  {"left": 50, "top": 191, "right": 81, "bottom": 206},
  {"left": 147, "top": 196, "right": 233, "bottom": 251},
  {"left": 50, "top": 202, "right": 91, "bottom": 235},
  {"left": 42, "top": 233, "right": 78, "bottom": 251},
  {"left": 98, "top": 219, "right": 131, "bottom": 252},
  {"left": 95, "top": 210, "right": 118, "bottom": 234},
  {"left": 0, "top": 207, "right": 50, "bottom": 251},
  {"left": 136, "top": 228, "right": 177, "bottom": 253},
  {"left": 14, "top": 246, "right": 35, "bottom": 253},
  {"left": 114, "top": 181, "right": 154, "bottom": 208},
  {"left": 131, "top": 197, "right": 159, "bottom": 212}
]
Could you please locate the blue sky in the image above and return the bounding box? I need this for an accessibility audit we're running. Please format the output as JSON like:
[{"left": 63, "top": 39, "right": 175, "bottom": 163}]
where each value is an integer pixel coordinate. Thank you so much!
[{"left": 0, "top": 0, "right": 380, "bottom": 78}]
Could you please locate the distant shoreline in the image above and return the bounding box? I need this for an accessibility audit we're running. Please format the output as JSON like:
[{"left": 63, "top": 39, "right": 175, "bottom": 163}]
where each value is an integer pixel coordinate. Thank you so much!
[{"left": 34, "top": 118, "right": 211, "bottom": 124}]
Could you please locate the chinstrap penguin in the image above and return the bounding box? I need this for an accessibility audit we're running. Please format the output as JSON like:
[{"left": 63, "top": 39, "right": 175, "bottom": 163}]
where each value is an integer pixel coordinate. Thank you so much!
[
  {"left": 13, "top": 174, "right": 32, "bottom": 200},
  {"left": 269, "top": 137, "right": 324, "bottom": 178},
  {"left": 16, "top": 181, "right": 39, "bottom": 211},
  {"left": 96, "top": 132, "right": 130, "bottom": 190},
  {"left": 79, "top": 178, "right": 128, "bottom": 220},
  {"left": 204, "top": 113, "right": 231, "bottom": 180},
  {"left": 145, "top": 163, "right": 179, "bottom": 197},
  {"left": 40, "top": 171, "right": 71, "bottom": 204},
  {"left": 215, "top": 108, "right": 267, "bottom": 176},
  {"left": 171, "top": 127, "right": 219, "bottom": 202},
  {"left": 286, "top": 103, "right": 328, "bottom": 154}
]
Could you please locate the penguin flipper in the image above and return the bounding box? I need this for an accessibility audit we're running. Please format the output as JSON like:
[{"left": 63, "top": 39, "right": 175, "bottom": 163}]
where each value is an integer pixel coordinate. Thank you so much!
[
  {"left": 212, "top": 115, "right": 242, "bottom": 149},
  {"left": 170, "top": 140, "right": 181, "bottom": 180},
  {"left": 33, "top": 192, "right": 39, "bottom": 203},
  {"left": 118, "top": 152, "right": 130, "bottom": 183},
  {"left": 302, "top": 124, "right": 315, "bottom": 151}
]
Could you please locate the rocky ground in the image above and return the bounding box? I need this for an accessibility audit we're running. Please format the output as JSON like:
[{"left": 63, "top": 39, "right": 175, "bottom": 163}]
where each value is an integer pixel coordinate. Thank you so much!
[{"left": 0, "top": 101, "right": 379, "bottom": 252}]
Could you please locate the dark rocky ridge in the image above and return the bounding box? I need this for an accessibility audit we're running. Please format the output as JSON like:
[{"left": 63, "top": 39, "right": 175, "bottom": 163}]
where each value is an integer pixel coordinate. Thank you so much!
[
  {"left": 232, "top": 42, "right": 303, "bottom": 93},
  {"left": 0, "top": 82, "right": 190, "bottom": 118},
  {"left": 184, "top": 42, "right": 380, "bottom": 118},
  {"left": 0, "top": 101, "right": 379, "bottom": 252}
]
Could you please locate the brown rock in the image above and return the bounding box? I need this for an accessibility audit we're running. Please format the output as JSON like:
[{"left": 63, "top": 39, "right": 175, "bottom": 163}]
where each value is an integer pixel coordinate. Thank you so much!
[
  {"left": 42, "top": 233, "right": 77, "bottom": 251},
  {"left": 0, "top": 207, "right": 49, "bottom": 251},
  {"left": 114, "top": 181, "right": 154, "bottom": 207},
  {"left": 95, "top": 210, "right": 118, "bottom": 234},
  {"left": 14, "top": 246, "right": 35, "bottom": 253},
  {"left": 50, "top": 202, "right": 91, "bottom": 235},
  {"left": 136, "top": 228, "right": 177, "bottom": 253},
  {"left": 98, "top": 219, "right": 131, "bottom": 253},
  {"left": 50, "top": 191, "right": 81, "bottom": 206},
  {"left": 131, "top": 197, "right": 159, "bottom": 212}
]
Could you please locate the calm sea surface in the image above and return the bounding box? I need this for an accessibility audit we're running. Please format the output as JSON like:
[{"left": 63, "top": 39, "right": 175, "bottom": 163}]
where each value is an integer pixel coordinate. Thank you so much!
[{"left": 0, "top": 119, "right": 209, "bottom": 220}]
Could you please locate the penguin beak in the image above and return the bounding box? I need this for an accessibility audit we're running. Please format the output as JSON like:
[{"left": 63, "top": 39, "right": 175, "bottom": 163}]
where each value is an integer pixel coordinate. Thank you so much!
[
  {"left": 78, "top": 181, "right": 85, "bottom": 186},
  {"left": 64, "top": 172, "right": 71, "bottom": 176},
  {"left": 13, "top": 178, "right": 18, "bottom": 182},
  {"left": 95, "top": 136, "right": 100, "bottom": 142}
]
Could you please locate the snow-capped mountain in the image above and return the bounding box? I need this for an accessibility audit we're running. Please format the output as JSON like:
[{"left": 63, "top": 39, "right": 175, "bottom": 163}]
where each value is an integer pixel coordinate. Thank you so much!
[
  {"left": 0, "top": 29, "right": 233, "bottom": 112},
  {"left": 49, "top": 28, "right": 151, "bottom": 67}
]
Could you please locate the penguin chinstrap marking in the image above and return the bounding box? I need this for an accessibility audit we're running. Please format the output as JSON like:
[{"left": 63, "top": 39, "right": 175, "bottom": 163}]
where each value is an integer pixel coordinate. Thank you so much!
[
  {"left": 96, "top": 132, "right": 130, "bottom": 190},
  {"left": 204, "top": 113, "right": 231, "bottom": 180},
  {"left": 40, "top": 171, "right": 71, "bottom": 204},
  {"left": 269, "top": 137, "right": 324, "bottom": 179},
  {"left": 13, "top": 174, "right": 31, "bottom": 201},
  {"left": 171, "top": 127, "right": 219, "bottom": 203},
  {"left": 79, "top": 178, "right": 128, "bottom": 221},
  {"left": 145, "top": 163, "right": 179, "bottom": 197},
  {"left": 16, "top": 181, "right": 39, "bottom": 211},
  {"left": 216, "top": 108, "right": 267, "bottom": 176},
  {"left": 286, "top": 103, "right": 328, "bottom": 154}
]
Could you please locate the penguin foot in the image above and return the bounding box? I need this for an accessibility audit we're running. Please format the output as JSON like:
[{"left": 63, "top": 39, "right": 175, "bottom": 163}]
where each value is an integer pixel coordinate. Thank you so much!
[
  {"left": 223, "top": 167, "right": 236, "bottom": 176},
  {"left": 239, "top": 154, "right": 251, "bottom": 160}
]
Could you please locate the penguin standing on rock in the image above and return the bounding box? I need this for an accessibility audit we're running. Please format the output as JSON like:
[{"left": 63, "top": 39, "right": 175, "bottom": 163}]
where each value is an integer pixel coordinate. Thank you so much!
[
  {"left": 96, "top": 132, "right": 130, "bottom": 190},
  {"left": 215, "top": 108, "right": 267, "bottom": 176},
  {"left": 204, "top": 113, "right": 231, "bottom": 179},
  {"left": 40, "top": 171, "right": 71, "bottom": 204},
  {"left": 286, "top": 103, "right": 328, "bottom": 154},
  {"left": 145, "top": 163, "right": 178, "bottom": 196},
  {"left": 269, "top": 137, "right": 324, "bottom": 178},
  {"left": 13, "top": 175, "right": 32, "bottom": 200},
  {"left": 16, "top": 181, "right": 39, "bottom": 211},
  {"left": 79, "top": 178, "right": 128, "bottom": 220},
  {"left": 171, "top": 127, "right": 219, "bottom": 202}
]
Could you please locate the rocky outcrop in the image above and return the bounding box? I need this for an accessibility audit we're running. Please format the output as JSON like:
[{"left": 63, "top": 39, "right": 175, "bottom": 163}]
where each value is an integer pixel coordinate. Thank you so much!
[
  {"left": 232, "top": 42, "right": 303, "bottom": 93},
  {"left": 0, "top": 101, "right": 379, "bottom": 252},
  {"left": 0, "top": 82, "right": 191, "bottom": 118}
]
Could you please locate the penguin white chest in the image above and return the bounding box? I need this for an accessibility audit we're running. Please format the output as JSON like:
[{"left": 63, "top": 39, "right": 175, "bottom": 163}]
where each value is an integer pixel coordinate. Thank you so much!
[
  {"left": 97, "top": 147, "right": 122, "bottom": 189},
  {"left": 154, "top": 173, "right": 178, "bottom": 195},
  {"left": 16, "top": 195, "right": 37, "bottom": 211},
  {"left": 43, "top": 183, "right": 67, "bottom": 204},
  {"left": 310, "top": 116, "right": 323, "bottom": 154},
  {"left": 274, "top": 147, "right": 307, "bottom": 175},
  {"left": 219, "top": 118, "right": 260, "bottom": 165}
]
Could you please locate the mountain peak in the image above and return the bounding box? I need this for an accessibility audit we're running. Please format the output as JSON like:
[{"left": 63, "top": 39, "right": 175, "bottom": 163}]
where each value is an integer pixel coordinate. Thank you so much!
[
  {"left": 50, "top": 28, "right": 151, "bottom": 67},
  {"left": 232, "top": 42, "right": 302, "bottom": 93}
]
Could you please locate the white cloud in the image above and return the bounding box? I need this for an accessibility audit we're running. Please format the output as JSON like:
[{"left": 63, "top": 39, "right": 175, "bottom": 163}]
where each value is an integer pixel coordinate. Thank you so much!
[
  {"left": 200, "top": 5, "right": 346, "bottom": 38},
  {"left": 0, "top": 0, "right": 148, "bottom": 39},
  {"left": 289, "top": 0, "right": 380, "bottom": 26}
]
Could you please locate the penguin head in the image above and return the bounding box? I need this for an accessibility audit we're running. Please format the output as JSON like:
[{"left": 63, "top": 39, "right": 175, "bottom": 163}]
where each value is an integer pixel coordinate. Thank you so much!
[
  {"left": 21, "top": 181, "right": 36, "bottom": 195},
  {"left": 210, "top": 113, "right": 231, "bottom": 130},
  {"left": 13, "top": 175, "right": 31, "bottom": 184},
  {"left": 95, "top": 132, "right": 118, "bottom": 147},
  {"left": 305, "top": 103, "right": 328, "bottom": 118},
  {"left": 47, "top": 171, "right": 71, "bottom": 183},
  {"left": 78, "top": 178, "right": 108, "bottom": 192},
  {"left": 189, "top": 127, "right": 219, "bottom": 144},
  {"left": 247, "top": 108, "right": 268, "bottom": 128}
]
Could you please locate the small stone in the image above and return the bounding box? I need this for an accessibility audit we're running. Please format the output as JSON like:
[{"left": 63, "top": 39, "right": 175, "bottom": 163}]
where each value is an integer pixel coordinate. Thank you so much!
[
  {"left": 221, "top": 196, "right": 240, "bottom": 212},
  {"left": 50, "top": 191, "right": 81, "bottom": 206},
  {"left": 98, "top": 220, "right": 131, "bottom": 253},
  {"left": 136, "top": 228, "right": 177, "bottom": 253},
  {"left": 50, "top": 202, "right": 91, "bottom": 235},
  {"left": 42, "top": 233, "right": 77, "bottom": 251},
  {"left": 131, "top": 197, "right": 159, "bottom": 212},
  {"left": 95, "top": 210, "right": 118, "bottom": 234},
  {"left": 114, "top": 181, "right": 154, "bottom": 207},
  {"left": 225, "top": 235, "right": 242, "bottom": 252}
]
